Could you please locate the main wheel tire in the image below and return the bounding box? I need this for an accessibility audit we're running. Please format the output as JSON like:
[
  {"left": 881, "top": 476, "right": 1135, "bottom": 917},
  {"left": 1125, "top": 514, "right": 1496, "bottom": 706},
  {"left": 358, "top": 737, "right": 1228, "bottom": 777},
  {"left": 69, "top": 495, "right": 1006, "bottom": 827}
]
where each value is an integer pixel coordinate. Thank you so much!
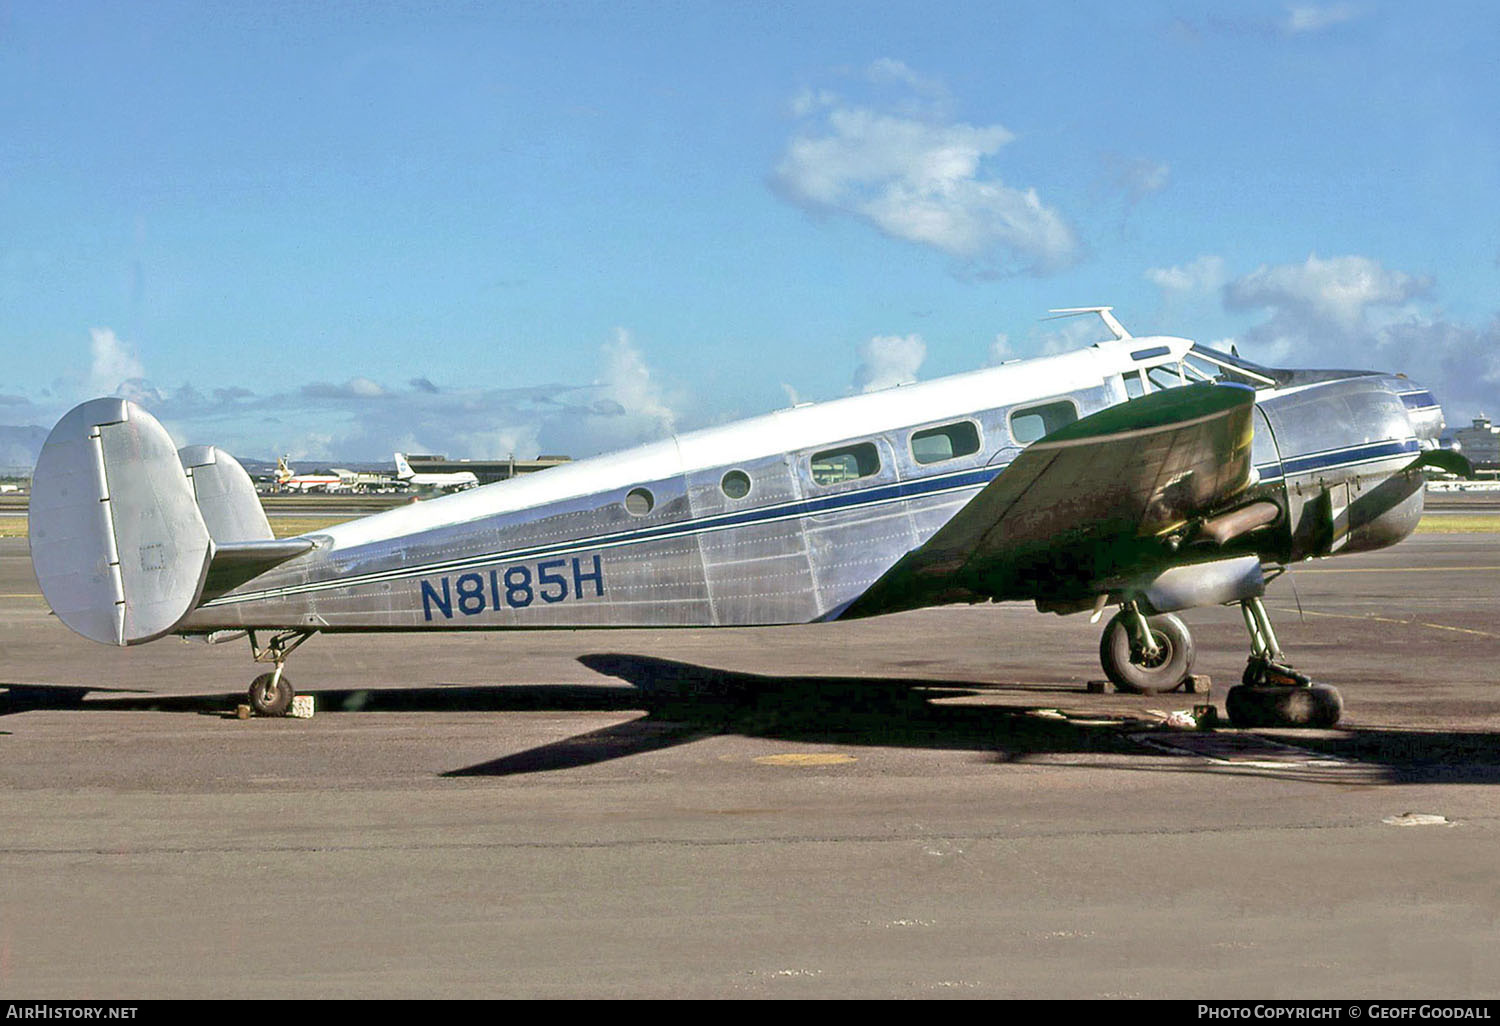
[
  {"left": 247, "top": 672, "right": 294, "bottom": 717},
  {"left": 1099, "top": 611, "right": 1195, "bottom": 694},
  {"left": 1225, "top": 682, "right": 1342, "bottom": 728}
]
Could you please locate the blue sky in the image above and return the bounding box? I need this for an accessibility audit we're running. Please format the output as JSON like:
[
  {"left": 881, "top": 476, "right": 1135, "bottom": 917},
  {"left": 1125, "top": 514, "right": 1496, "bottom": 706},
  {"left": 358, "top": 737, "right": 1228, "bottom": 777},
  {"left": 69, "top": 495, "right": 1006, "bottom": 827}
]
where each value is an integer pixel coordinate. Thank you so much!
[{"left": 2, "top": 0, "right": 1496, "bottom": 465}]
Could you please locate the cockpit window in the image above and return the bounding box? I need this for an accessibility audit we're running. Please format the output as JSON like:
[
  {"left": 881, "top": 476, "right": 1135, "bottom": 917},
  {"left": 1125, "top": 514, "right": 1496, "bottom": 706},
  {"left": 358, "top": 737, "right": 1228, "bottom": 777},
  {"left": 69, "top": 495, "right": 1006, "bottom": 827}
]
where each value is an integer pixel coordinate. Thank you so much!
[
  {"left": 1186, "top": 344, "right": 1283, "bottom": 387},
  {"left": 1146, "top": 363, "right": 1187, "bottom": 390},
  {"left": 1134, "top": 346, "right": 1282, "bottom": 393}
]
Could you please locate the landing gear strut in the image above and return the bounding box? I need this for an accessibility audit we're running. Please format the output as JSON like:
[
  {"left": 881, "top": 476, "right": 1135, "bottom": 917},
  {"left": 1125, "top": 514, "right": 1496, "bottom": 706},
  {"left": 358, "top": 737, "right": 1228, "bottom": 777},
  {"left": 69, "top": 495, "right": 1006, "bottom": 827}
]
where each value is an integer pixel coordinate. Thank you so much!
[
  {"left": 245, "top": 630, "right": 314, "bottom": 717},
  {"left": 1224, "top": 597, "right": 1342, "bottom": 728},
  {"left": 1098, "top": 604, "right": 1196, "bottom": 694}
]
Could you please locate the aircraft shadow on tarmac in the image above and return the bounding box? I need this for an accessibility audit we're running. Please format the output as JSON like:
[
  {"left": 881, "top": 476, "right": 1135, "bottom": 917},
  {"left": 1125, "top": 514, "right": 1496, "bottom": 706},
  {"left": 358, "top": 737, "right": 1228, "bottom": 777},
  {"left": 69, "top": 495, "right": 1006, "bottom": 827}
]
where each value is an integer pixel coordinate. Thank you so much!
[{"left": 4, "top": 653, "right": 1499, "bottom": 785}]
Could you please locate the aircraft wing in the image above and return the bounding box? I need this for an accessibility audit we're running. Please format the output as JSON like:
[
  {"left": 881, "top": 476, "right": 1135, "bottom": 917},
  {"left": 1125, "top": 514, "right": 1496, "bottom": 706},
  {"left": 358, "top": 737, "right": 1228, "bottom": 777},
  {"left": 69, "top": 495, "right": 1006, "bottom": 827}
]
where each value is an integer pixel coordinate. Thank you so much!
[{"left": 840, "top": 382, "right": 1258, "bottom": 618}]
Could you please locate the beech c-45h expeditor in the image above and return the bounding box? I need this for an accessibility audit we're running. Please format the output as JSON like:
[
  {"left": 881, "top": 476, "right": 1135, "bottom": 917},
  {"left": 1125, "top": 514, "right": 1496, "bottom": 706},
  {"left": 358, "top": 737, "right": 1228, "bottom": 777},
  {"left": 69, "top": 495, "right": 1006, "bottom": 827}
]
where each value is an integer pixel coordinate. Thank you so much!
[{"left": 28, "top": 309, "right": 1466, "bottom": 728}]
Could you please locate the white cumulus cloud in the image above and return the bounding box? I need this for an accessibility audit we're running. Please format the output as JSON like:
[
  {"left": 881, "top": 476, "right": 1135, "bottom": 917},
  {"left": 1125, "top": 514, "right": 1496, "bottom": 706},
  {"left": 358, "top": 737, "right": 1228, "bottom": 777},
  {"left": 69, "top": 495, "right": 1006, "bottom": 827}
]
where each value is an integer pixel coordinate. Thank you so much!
[
  {"left": 1225, "top": 253, "right": 1430, "bottom": 334},
  {"left": 772, "top": 64, "right": 1079, "bottom": 275},
  {"left": 1217, "top": 253, "right": 1500, "bottom": 416},
  {"left": 591, "top": 327, "right": 677, "bottom": 441},
  {"left": 86, "top": 327, "right": 146, "bottom": 397},
  {"left": 1104, "top": 153, "right": 1171, "bottom": 207},
  {"left": 42, "top": 324, "right": 684, "bottom": 463},
  {"left": 853, "top": 333, "right": 927, "bottom": 393},
  {"left": 1147, "top": 255, "right": 1228, "bottom": 295},
  {"left": 1284, "top": 4, "right": 1358, "bottom": 34},
  {"left": 865, "top": 57, "right": 946, "bottom": 100}
]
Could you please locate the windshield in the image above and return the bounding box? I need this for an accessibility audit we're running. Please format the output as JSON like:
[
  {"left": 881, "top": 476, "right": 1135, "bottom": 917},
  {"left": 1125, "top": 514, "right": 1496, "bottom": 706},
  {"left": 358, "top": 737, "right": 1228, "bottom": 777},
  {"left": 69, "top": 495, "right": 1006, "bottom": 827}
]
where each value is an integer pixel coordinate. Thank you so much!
[{"left": 1185, "top": 344, "right": 1286, "bottom": 387}]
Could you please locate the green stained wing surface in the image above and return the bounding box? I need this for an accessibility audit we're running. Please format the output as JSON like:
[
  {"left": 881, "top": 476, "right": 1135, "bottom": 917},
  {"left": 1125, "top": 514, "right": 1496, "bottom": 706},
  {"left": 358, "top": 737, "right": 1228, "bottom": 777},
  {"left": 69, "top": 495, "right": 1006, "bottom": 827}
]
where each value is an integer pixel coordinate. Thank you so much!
[{"left": 842, "top": 383, "right": 1258, "bottom": 618}]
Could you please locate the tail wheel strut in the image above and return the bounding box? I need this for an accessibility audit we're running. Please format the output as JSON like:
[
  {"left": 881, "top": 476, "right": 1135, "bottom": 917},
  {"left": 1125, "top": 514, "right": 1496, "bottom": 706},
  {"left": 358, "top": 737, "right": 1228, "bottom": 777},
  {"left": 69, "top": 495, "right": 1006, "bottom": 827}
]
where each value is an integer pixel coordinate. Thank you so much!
[{"left": 245, "top": 630, "right": 314, "bottom": 717}]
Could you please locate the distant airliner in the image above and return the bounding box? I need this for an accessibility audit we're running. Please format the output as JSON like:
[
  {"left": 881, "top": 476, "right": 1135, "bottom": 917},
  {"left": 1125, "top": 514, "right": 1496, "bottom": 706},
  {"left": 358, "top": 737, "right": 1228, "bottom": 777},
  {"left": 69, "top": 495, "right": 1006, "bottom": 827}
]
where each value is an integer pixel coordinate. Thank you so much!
[
  {"left": 394, "top": 453, "right": 479, "bottom": 492},
  {"left": 274, "top": 457, "right": 344, "bottom": 493}
]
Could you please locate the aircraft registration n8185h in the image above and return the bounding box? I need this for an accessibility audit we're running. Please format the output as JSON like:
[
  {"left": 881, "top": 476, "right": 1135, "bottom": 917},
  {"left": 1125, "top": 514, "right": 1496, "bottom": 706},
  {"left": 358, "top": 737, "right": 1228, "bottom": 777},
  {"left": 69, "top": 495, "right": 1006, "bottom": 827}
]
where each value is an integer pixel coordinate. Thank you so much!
[{"left": 28, "top": 309, "right": 1467, "bottom": 727}]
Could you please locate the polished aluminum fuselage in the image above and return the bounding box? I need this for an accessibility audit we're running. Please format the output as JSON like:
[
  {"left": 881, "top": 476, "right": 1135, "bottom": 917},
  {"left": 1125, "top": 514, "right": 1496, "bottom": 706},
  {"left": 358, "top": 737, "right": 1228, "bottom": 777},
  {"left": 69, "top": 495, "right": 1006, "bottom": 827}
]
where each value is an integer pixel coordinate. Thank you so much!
[{"left": 180, "top": 341, "right": 1437, "bottom": 635}]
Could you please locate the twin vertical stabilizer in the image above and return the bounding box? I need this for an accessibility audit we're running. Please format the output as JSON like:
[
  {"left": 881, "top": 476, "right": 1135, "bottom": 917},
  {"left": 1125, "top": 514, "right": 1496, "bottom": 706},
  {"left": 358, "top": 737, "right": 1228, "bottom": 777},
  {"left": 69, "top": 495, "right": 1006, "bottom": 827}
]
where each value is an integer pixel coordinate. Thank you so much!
[
  {"left": 30, "top": 399, "right": 308, "bottom": 646},
  {"left": 30, "top": 399, "right": 213, "bottom": 645}
]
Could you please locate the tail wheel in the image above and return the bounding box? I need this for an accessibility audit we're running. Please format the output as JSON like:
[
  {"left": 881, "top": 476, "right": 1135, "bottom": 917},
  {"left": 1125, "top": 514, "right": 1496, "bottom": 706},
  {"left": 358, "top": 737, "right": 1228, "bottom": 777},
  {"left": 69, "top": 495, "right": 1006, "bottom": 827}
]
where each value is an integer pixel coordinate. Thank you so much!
[
  {"left": 1099, "top": 611, "right": 1195, "bottom": 694},
  {"left": 248, "top": 672, "right": 294, "bottom": 717}
]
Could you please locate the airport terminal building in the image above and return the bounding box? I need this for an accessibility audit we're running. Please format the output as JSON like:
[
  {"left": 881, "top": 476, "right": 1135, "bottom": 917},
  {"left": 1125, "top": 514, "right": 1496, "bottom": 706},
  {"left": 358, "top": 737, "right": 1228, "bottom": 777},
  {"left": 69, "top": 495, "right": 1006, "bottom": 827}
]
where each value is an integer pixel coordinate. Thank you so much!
[{"left": 1453, "top": 415, "right": 1500, "bottom": 469}]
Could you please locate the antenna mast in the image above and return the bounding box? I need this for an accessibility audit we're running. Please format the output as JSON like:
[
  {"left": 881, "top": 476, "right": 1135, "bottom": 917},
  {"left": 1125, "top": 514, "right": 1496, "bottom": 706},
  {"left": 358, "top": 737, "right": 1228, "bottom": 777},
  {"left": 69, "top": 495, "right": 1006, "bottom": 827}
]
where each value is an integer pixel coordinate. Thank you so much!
[{"left": 1044, "top": 306, "right": 1132, "bottom": 341}]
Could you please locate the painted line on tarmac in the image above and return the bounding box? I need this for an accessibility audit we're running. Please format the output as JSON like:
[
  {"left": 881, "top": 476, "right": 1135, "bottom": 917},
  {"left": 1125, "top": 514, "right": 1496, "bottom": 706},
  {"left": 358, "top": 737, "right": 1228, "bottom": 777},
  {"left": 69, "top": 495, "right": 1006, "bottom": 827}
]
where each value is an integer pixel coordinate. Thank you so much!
[
  {"left": 752, "top": 753, "right": 858, "bottom": 767},
  {"left": 1294, "top": 565, "right": 1500, "bottom": 573},
  {"left": 1134, "top": 731, "right": 1352, "bottom": 766},
  {"left": 1268, "top": 605, "right": 1500, "bottom": 640},
  {"left": 1131, "top": 731, "right": 1380, "bottom": 781}
]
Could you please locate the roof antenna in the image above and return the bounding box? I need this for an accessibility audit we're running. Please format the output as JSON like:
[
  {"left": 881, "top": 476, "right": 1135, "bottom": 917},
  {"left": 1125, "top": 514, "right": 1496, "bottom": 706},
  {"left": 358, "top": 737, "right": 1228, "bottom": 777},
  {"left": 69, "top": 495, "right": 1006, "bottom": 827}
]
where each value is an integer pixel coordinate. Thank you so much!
[{"left": 1043, "top": 306, "right": 1132, "bottom": 341}]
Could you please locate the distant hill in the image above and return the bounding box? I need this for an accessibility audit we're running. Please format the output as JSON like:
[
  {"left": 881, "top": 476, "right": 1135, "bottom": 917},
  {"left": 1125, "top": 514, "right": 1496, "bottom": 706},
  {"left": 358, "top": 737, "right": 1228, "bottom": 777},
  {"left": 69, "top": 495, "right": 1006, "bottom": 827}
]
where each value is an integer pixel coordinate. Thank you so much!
[{"left": 0, "top": 425, "right": 47, "bottom": 474}]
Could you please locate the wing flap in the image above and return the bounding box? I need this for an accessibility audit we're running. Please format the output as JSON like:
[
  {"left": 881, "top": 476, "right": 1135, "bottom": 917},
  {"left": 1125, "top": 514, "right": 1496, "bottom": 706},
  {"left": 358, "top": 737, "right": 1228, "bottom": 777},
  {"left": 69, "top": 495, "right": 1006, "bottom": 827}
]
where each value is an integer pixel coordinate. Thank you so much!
[{"left": 842, "top": 382, "right": 1258, "bottom": 618}]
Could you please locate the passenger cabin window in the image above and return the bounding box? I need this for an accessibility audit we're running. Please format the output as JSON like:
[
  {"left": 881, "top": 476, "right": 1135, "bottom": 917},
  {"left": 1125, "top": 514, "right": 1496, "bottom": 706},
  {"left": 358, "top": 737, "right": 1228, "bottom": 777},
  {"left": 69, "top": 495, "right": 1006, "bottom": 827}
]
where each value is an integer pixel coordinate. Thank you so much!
[
  {"left": 1009, "top": 400, "right": 1078, "bottom": 445},
  {"left": 720, "top": 469, "right": 751, "bottom": 499},
  {"left": 624, "top": 487, "right": 654, "bottom": 516},
  {"left": 809, "top": 442, "right": 880, "bottom": 485},
  {"left": 911, "top": 421, "right": 981, "bottom": 465}
]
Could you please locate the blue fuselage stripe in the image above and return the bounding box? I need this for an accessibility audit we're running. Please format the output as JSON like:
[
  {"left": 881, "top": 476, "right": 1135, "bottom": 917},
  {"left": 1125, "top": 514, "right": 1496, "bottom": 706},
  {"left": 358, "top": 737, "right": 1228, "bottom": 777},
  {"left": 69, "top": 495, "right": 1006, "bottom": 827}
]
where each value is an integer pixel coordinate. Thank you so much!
[{"left": 1255, "top": 437, "right": 1417, "bottom": 481}]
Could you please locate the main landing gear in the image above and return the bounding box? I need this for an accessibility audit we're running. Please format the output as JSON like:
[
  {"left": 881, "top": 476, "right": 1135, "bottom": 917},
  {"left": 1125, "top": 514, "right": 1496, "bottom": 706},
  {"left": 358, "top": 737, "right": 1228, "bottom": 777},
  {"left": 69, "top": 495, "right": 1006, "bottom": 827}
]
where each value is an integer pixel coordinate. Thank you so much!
[
  {"left": 1224, "top": 597, "right": 1342, "bottom": 729},
  {"left": 245, "top": 629, "right": 314, "bottom": 717},
  {"left": 1097, "top": 597, "right": 1342, "bottom": 728},
  {"left": 1098, "top": 604, "right": 1196, "bottom": 695}
]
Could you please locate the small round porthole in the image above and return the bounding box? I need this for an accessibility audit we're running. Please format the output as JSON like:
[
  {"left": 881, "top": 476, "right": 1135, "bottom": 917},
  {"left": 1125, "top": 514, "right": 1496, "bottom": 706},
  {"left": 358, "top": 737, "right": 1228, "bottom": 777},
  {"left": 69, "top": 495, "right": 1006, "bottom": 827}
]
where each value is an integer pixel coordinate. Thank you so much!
[
  {"left": 624, "top": 487, "right": 654, "bottom": 516},
  {"left": 720, "top": 469, "right": 751, "bottom": 499}
]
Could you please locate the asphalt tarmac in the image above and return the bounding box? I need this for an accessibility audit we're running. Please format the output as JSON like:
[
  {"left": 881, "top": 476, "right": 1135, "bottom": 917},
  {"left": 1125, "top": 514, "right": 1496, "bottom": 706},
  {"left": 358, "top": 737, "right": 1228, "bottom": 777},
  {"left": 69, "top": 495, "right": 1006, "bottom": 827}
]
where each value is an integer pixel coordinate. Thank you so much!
[{"left": 1, "top": 532, "right": 1497, "bottom": 998}]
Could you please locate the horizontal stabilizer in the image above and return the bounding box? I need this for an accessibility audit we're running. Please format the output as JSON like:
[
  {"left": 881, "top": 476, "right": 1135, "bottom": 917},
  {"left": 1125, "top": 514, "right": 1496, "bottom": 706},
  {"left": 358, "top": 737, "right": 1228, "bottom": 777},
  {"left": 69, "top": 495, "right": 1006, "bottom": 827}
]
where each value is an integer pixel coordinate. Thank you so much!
[
  {"left": 212, "top": 538, "right": 316, "bottom": 563},
  {"left": 30, "top": 399, "right": 212, "bottom": 646},
  {"left": 201, "top": 537, "right": 315, "bottom": 600}
]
